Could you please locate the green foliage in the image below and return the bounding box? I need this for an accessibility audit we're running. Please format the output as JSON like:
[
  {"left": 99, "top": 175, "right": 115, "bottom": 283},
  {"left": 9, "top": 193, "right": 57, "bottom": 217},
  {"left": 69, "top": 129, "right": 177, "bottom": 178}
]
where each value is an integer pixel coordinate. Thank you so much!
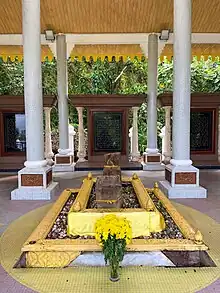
[
  {"left": 0, "top": 56, "right": 220, "bottom": 152},
  {"left": 103, "top": 236, "right": 126, "bottom": 265}
]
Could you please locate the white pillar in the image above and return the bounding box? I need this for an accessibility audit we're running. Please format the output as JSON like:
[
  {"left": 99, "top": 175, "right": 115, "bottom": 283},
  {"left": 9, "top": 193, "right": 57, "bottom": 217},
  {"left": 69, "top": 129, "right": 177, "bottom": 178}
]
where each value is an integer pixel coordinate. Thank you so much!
[
  {"left": 56, "top": 34, "right": 70, "bottom": 155},
  {"left": 146, "top": 34, "right": 158, "bottom": 154},
  {"left": 143, "top": 34, "right": 163, "bottom": 171},
  {"left": 159, "top": 0, "right": 206, "bottom": 198},
  {"left": 44, "top": 107, "right": 54, "bottom": 166},
  {"left": 131, "top": 107, "right": 140, "bottom": 161},
  {"left": 11, "top": 0, "right": 58, "bottom": 200},
  {"left": 163, "top": 106, "right": 172, "bottom": 163},
  {"left": 69, "top": 124, "right": 76, "bottom": 155},
  {"left": 22, "top": 0, "right": 46, "bottom": 169},
  {"left": 77, "top": 107, "right": 86, "bottom": 162}
]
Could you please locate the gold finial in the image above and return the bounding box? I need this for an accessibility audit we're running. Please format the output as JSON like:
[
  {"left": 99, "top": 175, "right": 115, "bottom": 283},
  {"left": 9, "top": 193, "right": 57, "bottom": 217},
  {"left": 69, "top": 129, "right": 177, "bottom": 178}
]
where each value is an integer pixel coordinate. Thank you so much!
[
  {"left": 87, "top": 172, "right": 93, "bottom": 180},
  {"left": 72, "top": 201, "right": 81, "bottom": 212},
  {"left": 147, "top": 200, "right": 154, "bottom": 211},
  {"left": 194, "top": 230, "right": 203, "bottom": 244},
  {"left": 132, "top": 173, "right": 138, "bottom": 180},
  {"left": 154, "top": 182, "right": 159, "bottom": 189}
]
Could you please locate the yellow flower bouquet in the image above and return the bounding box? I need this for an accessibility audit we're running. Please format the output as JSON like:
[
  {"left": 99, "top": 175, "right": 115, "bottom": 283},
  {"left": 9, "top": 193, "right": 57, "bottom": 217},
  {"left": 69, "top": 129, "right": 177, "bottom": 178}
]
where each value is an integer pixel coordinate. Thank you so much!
[{"left": 95, "top": 214, "right": 132, "bottom": 281}]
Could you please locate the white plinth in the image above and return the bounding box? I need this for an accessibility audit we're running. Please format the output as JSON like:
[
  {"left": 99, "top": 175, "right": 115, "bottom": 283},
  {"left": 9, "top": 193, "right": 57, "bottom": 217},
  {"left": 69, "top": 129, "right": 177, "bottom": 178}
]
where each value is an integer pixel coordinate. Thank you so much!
[
  {"left": 159, "top": 164, "right": 207, "bottom": 198},
  {"left": 159, "top": 180, "right": 207, "bottom": 199},
  {"left": 11, "top": 181, "right": 59, "bottom": 200},
  {"left": 53, "top": 164, "right": 75, "bottom": 172},
  {"left": 11, "top": 165, "right": 59, "bottom": 200},
  {"left": 142, "top": 162, "right": 165, "bottom": 171}
]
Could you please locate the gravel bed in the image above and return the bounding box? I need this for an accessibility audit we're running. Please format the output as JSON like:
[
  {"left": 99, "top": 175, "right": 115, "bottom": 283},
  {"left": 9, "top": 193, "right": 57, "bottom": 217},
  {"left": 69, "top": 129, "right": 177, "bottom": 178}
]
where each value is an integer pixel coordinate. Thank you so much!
[
  {"left": 47, "top": 183, "right": 184, "bottom": 240},
  {"left": 140, "top": 191, "right": 184, "bottom": 240}
]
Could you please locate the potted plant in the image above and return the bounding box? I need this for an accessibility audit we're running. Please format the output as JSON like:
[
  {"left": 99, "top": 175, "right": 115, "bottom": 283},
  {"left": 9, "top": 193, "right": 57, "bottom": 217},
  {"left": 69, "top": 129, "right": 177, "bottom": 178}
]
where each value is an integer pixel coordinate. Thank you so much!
[{"left": 95, "top": 214, "right": 132, "bottom": 281}]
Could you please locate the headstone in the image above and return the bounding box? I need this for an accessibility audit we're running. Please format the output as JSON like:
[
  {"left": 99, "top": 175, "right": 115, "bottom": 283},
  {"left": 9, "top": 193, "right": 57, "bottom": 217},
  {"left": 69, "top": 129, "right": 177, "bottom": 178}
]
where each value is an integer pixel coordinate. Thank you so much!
[
  {"left": 103, "top": 152, "right": 121, "bottom": 179},
  {"left": 95, "top": 175, "right": 122, "bottom": 208}
]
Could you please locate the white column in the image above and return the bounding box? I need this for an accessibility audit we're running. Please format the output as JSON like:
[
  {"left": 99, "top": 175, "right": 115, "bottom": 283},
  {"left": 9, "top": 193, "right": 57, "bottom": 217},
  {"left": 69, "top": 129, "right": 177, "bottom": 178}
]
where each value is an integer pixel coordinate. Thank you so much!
[
  {"left": 56, "top": 34, "right": 70, "bottom": 155},
  {"left": 77, "top": 107, "right": 86, "bottom": 162},
  {"left": 163, "top": 106, "right": 172, "bottom": 163},
  {"left": 44, "top": 107, "right": 54, "bottom": 166},
  {"left": 146, "top": 33, "right": 158, "bottom": 154},
  {"left": 11, "top": 0, "right": 59, "bottom": 200},
  {"left": 69, "top": 124, "right": 76, "bottom": 154},
  {"left": 131, "top": 107, "right": 140, "bottom": 161},
  {"left": 170, "top": 0, "right": 192, "bottom": 167},
  {"left": 22, "top": 0, "right": 46, "bottom": 169},
  {"left": 158, "top": 0, "right": 206, "bottom": 198}
]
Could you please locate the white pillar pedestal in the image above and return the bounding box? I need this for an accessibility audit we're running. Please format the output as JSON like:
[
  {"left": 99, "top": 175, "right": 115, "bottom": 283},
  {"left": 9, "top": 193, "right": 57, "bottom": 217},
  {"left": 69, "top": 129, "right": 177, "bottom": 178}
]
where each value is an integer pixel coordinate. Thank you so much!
[
  {"left": 159, "top": 0, "right": 206, "bottom": 198},
  {"left": 142, "top": 34, "right": 164, "bottom": 171},
  {"left": 44, "top": 107, "right": 54, "bottom": 166},
  {"left": 159, "top": 164, "right": 206, "bottom": 199},
  {"left": 53, "top": 34, "right": 74, "bottom": 172},
  {"left": 77, "top": 107, "right": 87, "bottom": 162},
  {"left": 11, "top": 0, "right": 58, "bottom": 200},
  {"left": 131, "top": 107, "right": 140, "bottom": 162}
]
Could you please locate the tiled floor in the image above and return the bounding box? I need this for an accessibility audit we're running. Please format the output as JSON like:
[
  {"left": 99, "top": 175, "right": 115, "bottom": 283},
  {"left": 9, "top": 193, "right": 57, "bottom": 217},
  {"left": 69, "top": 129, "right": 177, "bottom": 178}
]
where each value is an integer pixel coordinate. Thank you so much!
[{"left": 0, "top": 170, "right": 220, "bottom": 293}]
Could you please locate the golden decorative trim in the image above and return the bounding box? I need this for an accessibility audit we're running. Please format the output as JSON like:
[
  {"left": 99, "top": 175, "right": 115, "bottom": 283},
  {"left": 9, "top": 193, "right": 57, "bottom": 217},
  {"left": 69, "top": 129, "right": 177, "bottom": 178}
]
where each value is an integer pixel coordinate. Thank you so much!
[
  {"left": 70, "top": 174, "right": 94, "bottom": 212},
  {"left": 131, "top": 175, "right": 156, "bottom": 211},
  {"left": 26, "top": 251, "right": 80, "bottom": 268},
  {"left": 153, "top": 183, "right": 198, "bottom": 240},
  {"left": 24, "top": 189, "right": 72, "bottom": 244},
  {"left": 23, "top": 238, "right": 208, "bottom": 253}
]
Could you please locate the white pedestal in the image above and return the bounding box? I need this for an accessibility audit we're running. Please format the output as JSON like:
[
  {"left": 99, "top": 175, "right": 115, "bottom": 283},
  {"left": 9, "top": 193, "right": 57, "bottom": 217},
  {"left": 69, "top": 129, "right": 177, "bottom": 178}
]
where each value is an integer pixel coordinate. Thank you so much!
[
  {"left": 159, "top": 164, "right": 207, "bottom": 199},
  {"left": 11, "top": 166, "right": 59, "bottom": 200},
  {"left": 142, "top": 152, "right": 164, "bottom": 171},
  {"left": 53, "top": 153, "right": 75, "bottom": 172},
  {"left": 53, "top": 164, "right": 75, "bottom": 172}
]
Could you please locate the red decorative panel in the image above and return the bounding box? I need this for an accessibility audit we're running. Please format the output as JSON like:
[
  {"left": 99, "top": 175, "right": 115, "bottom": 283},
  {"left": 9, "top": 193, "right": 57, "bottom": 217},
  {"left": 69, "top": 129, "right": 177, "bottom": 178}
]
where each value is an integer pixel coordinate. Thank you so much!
[
  {"left": 21, "top": 174, "right": 43, "bottom": 186},
  {"left": 165, "top": 169, "right": 171, "bottom": 183},
  {"left": 147, "top": 155, "right": 160, "bottom": 163},
  {"left": 175, "top": 172, "right": 196, "bottom": 184},
  {"left": 56, "top": 156, "right": 71, "bottom": 164},
  {"left": 46, "top": 170, "right": 52, "bottom": 186}
]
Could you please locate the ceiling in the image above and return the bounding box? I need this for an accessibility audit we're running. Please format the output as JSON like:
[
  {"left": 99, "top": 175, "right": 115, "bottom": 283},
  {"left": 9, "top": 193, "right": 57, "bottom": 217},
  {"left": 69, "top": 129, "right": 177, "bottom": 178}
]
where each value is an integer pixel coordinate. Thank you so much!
[{"left": 0, "top": 0, "right": 220, "bottom": 34}]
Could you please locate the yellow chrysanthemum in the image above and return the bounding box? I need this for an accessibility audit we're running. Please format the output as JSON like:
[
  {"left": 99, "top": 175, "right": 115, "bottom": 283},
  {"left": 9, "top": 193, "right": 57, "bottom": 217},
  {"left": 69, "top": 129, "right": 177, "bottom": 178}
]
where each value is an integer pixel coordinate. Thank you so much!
[{"left": 94, "top": 214, "right": 132, "bottom": 244}]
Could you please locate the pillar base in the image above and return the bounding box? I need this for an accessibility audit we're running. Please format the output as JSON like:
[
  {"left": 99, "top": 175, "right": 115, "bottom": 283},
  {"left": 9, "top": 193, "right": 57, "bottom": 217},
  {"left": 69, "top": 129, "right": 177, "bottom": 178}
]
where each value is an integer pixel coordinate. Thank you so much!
[
  {"left": 11, "top": 166, "right": 59, "bottom": 200},
  {"left": 142, "top": 152, "right": 164, "bottom": 171},
  {"left": 159, "top": 164, "right": 207, "bottom": 198},
  {"left": 131, "top": 152, "right": 140, "bottom": 162},
  {"left": 53, "top": 153, "right": 75, "bottom": 172}
]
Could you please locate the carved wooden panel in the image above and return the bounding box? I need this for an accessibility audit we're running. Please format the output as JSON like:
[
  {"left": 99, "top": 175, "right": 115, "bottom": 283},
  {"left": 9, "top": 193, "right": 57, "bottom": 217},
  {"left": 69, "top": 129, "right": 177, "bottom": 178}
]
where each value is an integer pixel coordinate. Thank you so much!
[
  {"left": 21, "top": 174, "right": 43, "bottom": 186},
  {"left": 165, "top": 169, "right": 171, "bottom": 183},
  {"left": 175, "top": 172, "right": 196, "bottom": 185},
  {"left": 46, "top": 170, "right": 52, "bottom": 186},
  {"left": 56, "top": 156, "right": 71, "bottom": 164},
  {"left": 147, "top": 155, "right": 161, "bottom": 163}
]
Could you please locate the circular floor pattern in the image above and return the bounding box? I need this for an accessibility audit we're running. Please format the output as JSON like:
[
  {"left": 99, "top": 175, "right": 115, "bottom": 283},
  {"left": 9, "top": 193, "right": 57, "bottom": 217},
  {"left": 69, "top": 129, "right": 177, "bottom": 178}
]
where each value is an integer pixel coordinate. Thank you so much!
[{"left": 0, "top": 203, "right": 220, "bottom": 293}]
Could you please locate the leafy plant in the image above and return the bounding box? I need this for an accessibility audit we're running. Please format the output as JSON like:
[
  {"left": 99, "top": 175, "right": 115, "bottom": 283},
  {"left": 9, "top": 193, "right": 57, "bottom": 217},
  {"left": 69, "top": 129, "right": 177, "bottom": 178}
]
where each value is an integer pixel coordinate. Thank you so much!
[{"left": 95, "top": 214, "right": 132, "bottom": 281}]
